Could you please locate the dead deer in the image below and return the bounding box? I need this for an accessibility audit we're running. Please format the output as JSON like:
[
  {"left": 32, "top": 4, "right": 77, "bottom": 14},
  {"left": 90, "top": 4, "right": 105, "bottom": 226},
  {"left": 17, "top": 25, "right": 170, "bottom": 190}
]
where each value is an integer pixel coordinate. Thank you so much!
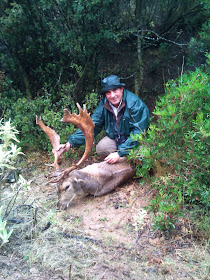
[
  {"left": 36, "top": 103, "right": 136, "bottom": 208},
  {"left": 57, "top": 158, "right": 136, "bottom": 209}
]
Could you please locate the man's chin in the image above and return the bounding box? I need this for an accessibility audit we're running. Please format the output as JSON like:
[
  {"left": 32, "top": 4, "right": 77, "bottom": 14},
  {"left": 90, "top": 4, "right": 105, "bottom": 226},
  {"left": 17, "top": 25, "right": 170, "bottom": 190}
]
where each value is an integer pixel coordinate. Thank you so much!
[{"left": 111, "top": 100, "right": 120, "bottom": 106}]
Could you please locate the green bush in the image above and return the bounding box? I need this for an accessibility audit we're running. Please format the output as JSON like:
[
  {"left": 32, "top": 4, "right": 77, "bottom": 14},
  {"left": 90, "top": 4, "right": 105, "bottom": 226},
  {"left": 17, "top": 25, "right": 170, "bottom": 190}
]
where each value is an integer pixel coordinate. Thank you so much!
[
  {"left": 187, "top": 18, "right": 210, "bottom": 66},
  {"left": 0, "top": 119, "right": 23, "bottom": 178},
  {"left": 130, "top": 57, "right": 210, "bottom": 235},
  {"left": 1, "top": 93, "right": 72, "bottom": 151},
  {"left": 0, "top": 206, "right": 13, "bottom": 247},
  {"left": 0, "top": 119, "right": 24, "bottom": 246},
  {"left": 0, "top": 80, "right": 99, "bottom": 155}
]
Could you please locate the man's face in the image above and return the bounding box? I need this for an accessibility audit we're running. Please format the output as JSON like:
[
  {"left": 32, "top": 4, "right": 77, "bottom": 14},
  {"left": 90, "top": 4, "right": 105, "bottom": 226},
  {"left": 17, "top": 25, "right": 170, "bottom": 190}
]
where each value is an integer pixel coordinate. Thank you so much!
[{"left": 105, "top": 87, "right": 124, "bottom": 108}]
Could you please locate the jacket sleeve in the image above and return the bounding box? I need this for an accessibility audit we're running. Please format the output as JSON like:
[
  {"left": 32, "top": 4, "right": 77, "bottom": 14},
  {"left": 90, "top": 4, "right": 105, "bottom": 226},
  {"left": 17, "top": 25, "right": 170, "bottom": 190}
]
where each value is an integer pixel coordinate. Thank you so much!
[
  {"left": 68, "top": 100, "right": 105, "bottom": 147},
  {"left": 118, "top": 100, "right": 149, "bottom": 157}
]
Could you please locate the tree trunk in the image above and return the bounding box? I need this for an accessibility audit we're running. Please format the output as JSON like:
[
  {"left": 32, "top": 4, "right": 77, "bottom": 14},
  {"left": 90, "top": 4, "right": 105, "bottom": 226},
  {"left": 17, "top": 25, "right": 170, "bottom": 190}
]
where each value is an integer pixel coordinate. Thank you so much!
[
  {"left": 134, "top": 34, "right": 144, "bottom": 95},
  {"left": 17, "top": 60, "right": 32, "bottom": 99},
  {"left": 135, "top": 0, "right": 144, "bottom": 95}
]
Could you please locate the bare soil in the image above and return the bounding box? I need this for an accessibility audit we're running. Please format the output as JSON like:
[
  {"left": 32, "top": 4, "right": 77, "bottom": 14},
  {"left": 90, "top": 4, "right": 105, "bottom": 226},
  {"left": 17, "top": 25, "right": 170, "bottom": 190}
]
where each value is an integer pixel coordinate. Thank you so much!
[{"left": 0, "top": 152, "right": 209, "bottom": 280}]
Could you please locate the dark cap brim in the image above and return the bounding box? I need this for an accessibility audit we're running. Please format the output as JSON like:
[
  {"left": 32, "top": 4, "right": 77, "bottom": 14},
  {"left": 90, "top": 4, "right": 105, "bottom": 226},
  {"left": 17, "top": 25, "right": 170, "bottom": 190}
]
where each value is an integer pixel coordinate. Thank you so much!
[{"left": 101, "top": 83, "right": 125, "bottom": 94}]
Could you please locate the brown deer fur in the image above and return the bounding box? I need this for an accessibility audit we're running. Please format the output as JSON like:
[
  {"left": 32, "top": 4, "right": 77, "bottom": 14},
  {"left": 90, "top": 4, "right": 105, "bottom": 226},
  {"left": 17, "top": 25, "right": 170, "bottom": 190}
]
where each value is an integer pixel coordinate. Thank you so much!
[{"left": 57, "top": 158, "right": 136, "bottom": 209}]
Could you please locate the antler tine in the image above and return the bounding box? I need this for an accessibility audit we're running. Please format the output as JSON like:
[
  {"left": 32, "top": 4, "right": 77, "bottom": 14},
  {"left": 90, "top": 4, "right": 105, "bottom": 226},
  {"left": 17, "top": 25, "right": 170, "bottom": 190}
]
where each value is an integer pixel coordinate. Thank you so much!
[
  {"left": 48, "top": 166, "right": 77, "bottom": 183},
  {"left": 76, "top": 102, "right": 87, "bottom": 113},
  {"left": 77, "top": 102, "right": 83, "bottom": 111},
  {"left": 83, "top": 104, "right": 86, "bottom": 111}
]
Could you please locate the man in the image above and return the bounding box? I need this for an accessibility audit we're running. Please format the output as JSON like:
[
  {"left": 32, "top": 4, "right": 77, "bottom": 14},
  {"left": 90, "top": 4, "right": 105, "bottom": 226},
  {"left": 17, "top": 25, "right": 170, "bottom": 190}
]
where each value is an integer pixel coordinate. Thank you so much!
[{"left": 55, "top": 75, "right": 149, "bottom": 164}]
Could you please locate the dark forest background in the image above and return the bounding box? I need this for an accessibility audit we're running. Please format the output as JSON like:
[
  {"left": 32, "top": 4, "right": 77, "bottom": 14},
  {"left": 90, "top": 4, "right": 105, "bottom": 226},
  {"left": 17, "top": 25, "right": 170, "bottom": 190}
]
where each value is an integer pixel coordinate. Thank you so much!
[{"left": 1, "top": 0, "right": 209, "bottom": 102}]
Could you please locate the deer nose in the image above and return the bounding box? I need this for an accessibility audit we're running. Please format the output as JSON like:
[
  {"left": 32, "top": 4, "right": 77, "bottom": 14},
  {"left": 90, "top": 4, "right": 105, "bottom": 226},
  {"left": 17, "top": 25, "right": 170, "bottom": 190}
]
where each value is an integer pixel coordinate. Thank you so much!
[
  {"left": 56, "top": 202, "right": 67, "bottom": 211},
  {"left": 56, "top": 201, "right": 61, "bottom": 210}
]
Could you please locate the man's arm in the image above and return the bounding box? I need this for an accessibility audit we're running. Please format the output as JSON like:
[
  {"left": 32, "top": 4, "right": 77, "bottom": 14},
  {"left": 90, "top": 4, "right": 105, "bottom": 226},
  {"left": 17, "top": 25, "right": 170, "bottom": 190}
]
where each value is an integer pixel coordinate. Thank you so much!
[
  {"left": 52, "top": 142, "right": 72, "bottom": 158},
  {"left": 118, "top": 100, "right": 149, "bottom": 157}
]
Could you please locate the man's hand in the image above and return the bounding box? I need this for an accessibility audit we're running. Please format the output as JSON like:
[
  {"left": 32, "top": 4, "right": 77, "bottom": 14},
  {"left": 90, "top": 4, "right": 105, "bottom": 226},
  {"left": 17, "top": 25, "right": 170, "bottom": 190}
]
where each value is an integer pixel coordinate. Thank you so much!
[
  {"left": 52, "top": 142, "right": 71, "bottom": 159},
  {"left": 104, "top": 152, "right": 120, "bottom": 164}
]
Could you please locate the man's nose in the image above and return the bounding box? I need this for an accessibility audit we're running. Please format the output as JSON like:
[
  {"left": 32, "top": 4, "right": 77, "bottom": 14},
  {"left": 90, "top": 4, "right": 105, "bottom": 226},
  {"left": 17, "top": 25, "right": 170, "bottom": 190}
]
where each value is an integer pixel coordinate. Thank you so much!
[{"left": 110, "top": 91, "right": 115, "bottom": 97}]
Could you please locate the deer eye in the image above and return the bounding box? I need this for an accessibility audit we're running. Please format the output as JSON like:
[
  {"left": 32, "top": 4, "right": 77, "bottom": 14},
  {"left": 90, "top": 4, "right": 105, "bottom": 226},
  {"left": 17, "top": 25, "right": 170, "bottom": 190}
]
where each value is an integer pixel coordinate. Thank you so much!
[{"left": 65, "top": 185, "right": 70, "bottom": 191}]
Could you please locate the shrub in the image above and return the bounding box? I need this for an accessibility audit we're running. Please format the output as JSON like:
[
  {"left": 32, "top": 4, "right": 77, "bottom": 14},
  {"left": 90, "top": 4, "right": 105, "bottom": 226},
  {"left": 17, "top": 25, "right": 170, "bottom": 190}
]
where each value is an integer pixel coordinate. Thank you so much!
[
  {"left": 0, "top": 79, "right": 99, "bottom": 154},
  {"left": 130, "top": 58, "right": 210, "bottom": 235},
  {"left": 0, "top": 119, "right": 23, "bottom": 180},
  {"left": 0, "top": 119, "right": 24, "bottom": 246},
  {"left": 0, "top": 206, "right": 13, "bottom": 247},
  {"left": 1, "top": 91, "right": 77, "bottom": 151}
]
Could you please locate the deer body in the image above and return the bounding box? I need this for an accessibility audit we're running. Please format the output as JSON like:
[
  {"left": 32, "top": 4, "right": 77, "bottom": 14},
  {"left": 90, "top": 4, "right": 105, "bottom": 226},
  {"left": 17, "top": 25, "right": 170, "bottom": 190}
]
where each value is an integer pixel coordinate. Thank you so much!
[{"left": 57, "top": 158, "right": 136, "bottom": 208}]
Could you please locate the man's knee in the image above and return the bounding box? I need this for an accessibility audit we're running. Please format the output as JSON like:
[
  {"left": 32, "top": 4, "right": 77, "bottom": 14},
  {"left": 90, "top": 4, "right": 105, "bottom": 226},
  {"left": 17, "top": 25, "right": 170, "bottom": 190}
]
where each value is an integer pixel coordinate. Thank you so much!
[{"left": 96, "top": 136, "right": 117, "bottom": 157}]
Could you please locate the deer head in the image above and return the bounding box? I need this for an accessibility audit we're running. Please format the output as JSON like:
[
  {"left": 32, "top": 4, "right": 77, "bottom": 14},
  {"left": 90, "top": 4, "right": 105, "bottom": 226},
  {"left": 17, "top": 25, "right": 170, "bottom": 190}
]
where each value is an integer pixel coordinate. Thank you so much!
[{"left": 36, "top": 103, "right": 95, "bottom": 180}]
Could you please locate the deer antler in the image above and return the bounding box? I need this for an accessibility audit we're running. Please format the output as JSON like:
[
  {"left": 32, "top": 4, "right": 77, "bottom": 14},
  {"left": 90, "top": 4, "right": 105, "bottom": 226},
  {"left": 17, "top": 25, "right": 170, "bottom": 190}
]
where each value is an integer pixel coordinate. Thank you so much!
[
  {"left": 36, "top": 116, "right": 60, "bottom": 170},
  {"left": 61, "top": 103, "right": 94, "bottom": 167},
  {"left": 50, "top": 103, "right": 95, "bottom": 181},
  {"left": 36, "top": 103, "right": 95, "bottom": 180}
]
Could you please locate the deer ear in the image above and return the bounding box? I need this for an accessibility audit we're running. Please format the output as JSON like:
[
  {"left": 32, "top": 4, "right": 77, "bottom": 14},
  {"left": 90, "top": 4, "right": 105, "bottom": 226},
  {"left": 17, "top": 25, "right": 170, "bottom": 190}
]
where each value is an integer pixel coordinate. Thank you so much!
[
  {"left": 78, "top": 178, "right": 86, "bottom": 185},
  {"left": 73, "top": 178, "right": 86, "bottom": 195}
]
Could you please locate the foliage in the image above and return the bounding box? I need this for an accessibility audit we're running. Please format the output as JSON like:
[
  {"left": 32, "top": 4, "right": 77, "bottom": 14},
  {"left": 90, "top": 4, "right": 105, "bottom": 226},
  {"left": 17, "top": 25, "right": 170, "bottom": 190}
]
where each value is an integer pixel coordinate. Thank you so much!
[
  {"left": 130, "top": 60, "right": 210, "bottom": 234},
  {"left": 0, "top": 0, "right": 209, "bottom": 100},
  {"left": 132, "top": 209, "right": 147, "bottom": 231},
  {"left": 0, "top": 206, "right": 13, "bottom": 247},
  {"left": 187, "top": 17, "right": 210, "bottom": 65},
  {"left": 0, "top": 0, "right": 119, "bottom": 98},
  {"left": 0, "top": 84, "right": 99, "bottom": 154},
  {"left": 0, "top": 119, "right": 23, "bottom": 177},
  {"left": 0, "top": 119, "right": 24, "bottom": 246},
  {"left": 84, "top": 90, "right": 99, "bottom": 114}
]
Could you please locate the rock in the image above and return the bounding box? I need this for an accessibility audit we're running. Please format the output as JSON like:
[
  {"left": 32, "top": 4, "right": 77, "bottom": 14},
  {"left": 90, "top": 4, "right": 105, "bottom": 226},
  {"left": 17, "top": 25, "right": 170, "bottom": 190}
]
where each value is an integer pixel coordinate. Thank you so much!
[{"left": 29, "top": 267, "right": 39, "bottom": 274}]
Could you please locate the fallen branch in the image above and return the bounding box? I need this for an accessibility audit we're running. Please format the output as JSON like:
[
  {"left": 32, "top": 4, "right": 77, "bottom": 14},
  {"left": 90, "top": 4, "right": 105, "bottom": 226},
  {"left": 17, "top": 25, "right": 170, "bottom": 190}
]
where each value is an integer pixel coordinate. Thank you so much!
[{"left": 58, "top": 232, "right": 105, "bottom": 248}]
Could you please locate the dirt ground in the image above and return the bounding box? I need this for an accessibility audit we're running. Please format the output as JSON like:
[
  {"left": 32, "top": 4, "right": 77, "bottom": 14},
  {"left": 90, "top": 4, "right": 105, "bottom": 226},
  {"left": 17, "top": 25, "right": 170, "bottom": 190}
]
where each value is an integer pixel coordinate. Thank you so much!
[{"left": 0, "top": 152, "right": 209, "bottom": 280}]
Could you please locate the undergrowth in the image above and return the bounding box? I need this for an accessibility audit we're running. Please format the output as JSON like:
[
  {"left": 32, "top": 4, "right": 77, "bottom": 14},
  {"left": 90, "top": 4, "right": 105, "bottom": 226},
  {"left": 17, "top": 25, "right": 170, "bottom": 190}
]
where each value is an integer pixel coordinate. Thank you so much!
[
  {"left": 0, "top": 119, "right": 23, "bottom": 182},
  {"left": 130, "top": 56, "right": 210, "bottom": 236},
  {"left": 0, "top": 75, "right": 99, "bottom": 157},
  {"left": 0, "top": 119, "right": 24, "bottom": 246}
]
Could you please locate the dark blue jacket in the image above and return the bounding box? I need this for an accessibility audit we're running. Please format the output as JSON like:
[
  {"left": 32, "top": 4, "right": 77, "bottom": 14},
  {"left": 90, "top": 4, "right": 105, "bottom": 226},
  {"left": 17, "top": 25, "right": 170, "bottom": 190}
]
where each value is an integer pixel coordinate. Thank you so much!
[{"left": 69, "top": 89, "right": 149, "bottom": 157}]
